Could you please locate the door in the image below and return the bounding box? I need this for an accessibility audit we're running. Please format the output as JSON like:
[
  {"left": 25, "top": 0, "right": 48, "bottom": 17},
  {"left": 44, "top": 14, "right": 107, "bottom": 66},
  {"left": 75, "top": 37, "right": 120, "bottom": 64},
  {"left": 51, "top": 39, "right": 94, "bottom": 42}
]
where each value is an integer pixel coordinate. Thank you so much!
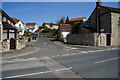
[
  {"left": 10, "top": 38, "right": 16, "bottom": 50},
  {"left": 106, "top": 34, "right": 111, "bottom": 46}
]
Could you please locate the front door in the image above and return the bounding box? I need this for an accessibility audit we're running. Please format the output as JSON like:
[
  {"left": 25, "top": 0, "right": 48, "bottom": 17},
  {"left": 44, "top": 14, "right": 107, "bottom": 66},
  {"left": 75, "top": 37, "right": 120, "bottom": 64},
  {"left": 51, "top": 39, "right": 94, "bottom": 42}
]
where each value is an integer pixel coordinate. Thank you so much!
[{"left": 10, "top": 38, "right": 16, "bottom": 50}]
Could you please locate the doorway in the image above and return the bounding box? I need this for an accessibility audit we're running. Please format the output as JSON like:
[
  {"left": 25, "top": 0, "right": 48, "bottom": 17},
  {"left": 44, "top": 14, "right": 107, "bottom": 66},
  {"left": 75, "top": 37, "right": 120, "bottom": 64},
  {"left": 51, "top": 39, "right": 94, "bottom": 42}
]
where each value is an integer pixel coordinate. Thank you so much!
[
  {"left": 10, "top": 38, "right": 16, "bottom": 50},
  {"left": 106, "top": 34, "right": 111, "bottom": 46}
]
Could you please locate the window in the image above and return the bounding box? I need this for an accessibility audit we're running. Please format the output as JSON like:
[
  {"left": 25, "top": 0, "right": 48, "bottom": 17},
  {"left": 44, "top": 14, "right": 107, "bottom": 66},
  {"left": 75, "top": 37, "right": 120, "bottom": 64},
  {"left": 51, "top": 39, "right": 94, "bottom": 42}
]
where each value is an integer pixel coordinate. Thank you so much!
[{"left": 19, "top": 24, "right": 21, "bottom": 27}]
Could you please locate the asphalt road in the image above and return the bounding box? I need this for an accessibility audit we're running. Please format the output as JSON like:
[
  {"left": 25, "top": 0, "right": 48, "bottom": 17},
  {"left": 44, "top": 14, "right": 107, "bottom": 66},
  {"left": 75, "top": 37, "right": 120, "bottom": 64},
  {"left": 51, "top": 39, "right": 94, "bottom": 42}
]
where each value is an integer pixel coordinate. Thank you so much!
[{"left": 2, "top": 37, "right": 119, "bottom": 79}]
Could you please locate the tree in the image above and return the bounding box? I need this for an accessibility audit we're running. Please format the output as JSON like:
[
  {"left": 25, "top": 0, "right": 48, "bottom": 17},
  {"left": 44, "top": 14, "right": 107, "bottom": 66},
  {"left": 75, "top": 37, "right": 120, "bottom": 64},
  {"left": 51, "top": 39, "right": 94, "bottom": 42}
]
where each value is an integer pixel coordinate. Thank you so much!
[
  {"left": 56, "top": 16, "right": 66, "bottom": 25},
  {"left": 72, "top": 21, "right": 83, "bottom": 34},
  {"left": 65, "top": 16, "right": 70, "bottom": 24},
  {"left": 41, "top": 25, "right": 51, "bottom": 33}
]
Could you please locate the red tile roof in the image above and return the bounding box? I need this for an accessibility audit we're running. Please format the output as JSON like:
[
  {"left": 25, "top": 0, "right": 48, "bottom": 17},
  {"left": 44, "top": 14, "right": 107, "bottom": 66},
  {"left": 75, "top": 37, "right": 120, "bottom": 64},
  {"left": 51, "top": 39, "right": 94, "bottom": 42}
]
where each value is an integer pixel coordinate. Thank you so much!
[
  {"left": 26, "top": 23, "right": 37, "bottom": 26},
  {"left": 35, "top": 28, "right": 42, "bottom": 32},
  {"left": 29, "top": 28, "right": 35, "bottom": 29},
  {"left": 11, "top": 18, "right": 24, "bottom": 24},
  {"left": 59, "top": 24, "right": 71, "bottom": 30},
  {"left": 69, "top": 17, "right": 86, "bottom": 21}
]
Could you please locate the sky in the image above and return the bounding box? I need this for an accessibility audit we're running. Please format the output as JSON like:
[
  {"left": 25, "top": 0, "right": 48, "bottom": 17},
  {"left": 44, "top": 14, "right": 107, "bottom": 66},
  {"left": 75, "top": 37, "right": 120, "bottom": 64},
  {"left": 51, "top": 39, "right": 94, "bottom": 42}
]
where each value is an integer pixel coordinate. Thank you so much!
[{"left": 2, "top": 2, "right": 119, "bottom": 26}]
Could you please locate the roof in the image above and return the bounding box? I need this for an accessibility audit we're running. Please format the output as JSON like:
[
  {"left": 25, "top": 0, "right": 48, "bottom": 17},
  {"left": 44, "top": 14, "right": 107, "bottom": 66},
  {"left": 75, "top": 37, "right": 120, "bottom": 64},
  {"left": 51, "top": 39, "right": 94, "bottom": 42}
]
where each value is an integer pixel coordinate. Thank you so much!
[
  {"left": 101, "top": 6, "right": 120, "bottom": 13},
  {"left": 35, "top": 28, "right": 42, "bottom": 32},
  {"left": 3, "top": 22, "right": 16, "bottom": 30},
  {"left": 43, "top": 23, "right": 51, "bottom": 25},
  {"left": 59, "top": 24, "right": 71, "bottom": 30},
  {"left": 29, "top": 28, "right": 35, "bottom": 29},
  {"left": 42, "top": 22, "right": 54, "bottom": 25},
  {"left": 69, "top": 17, "right": 86, "bottom": 21},
  {"left": 0, "top": 9, "right": 16, "bottom": 24},
  {"left": 26, "top": 23, "right": 37, "bottom": 26},
  {"left": 11, "top": 18, "right": 24, "bottom": 24}
]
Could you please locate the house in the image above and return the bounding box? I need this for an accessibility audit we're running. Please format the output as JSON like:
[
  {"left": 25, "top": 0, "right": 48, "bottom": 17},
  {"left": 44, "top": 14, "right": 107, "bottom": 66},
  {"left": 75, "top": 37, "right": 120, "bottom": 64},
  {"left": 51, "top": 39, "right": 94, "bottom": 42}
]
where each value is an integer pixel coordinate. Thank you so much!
[
  {"left": 42, "top": 22, "right": 59, "bottom": 30},
  {"left": 11, "top": 17, "right": 25, "bottom": 36},
  {"left": 88, "top": 1, "right": 120, "bottom": 46},
  {"left": 1, "top": 9, "right": 17, "bottom": 40},
  {"left": 69, "top": 17, "right": 86, "bottom": 25},
  {"left": 25, "top": 23, "right": 39, "bottom": 33},
  {"left": 0, "top": 9, "right": 18, "bottom": 52},
  {"left": 67, "top": 1, "right": 120, "bottom": 46},
  {"left": 58, "top": 24, "right": 72, "bottom": 43},
  {"left": 34, "top": 28, "right": 44, "bottom": 36}
]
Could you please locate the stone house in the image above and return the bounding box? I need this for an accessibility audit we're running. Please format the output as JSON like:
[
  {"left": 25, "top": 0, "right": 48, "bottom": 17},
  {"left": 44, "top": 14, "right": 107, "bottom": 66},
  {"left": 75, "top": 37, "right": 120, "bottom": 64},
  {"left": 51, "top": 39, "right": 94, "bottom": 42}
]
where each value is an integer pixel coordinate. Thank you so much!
[
  {"left": 1, "top": 9, "right": 17, "bottom": 40},
  {"left": 88, "top": 1, "right": 120, "bottom": 46},
  {"left": 11, "top": 18, "right": 25, "bottom": 36},
  {"left": 58, "top": 24, "right": 72, "bottom": 43},
  {"left": 67, "top": 1, "right": 120, "bottom": 46},
  {"left": 25, "top": 23, "right": 39, "bottom": 33},
  {"left": 0, "top": 9, "right": 25, "bottom": 52}
]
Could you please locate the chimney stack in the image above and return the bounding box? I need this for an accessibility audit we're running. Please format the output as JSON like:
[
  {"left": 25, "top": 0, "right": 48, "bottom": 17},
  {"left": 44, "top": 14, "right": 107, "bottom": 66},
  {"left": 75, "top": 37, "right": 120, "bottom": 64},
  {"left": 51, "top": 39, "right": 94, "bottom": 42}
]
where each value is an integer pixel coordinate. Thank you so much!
[{"left": 96, "top": 0, "right": 102, "bottom": 6}]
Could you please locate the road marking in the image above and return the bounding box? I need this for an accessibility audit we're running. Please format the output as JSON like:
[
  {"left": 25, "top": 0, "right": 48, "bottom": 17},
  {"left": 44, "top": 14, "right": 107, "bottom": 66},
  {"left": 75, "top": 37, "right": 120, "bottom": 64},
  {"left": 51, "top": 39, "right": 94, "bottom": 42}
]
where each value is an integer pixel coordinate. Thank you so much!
[
  {"left": 62, "top": 54, "right": 69, "bottom": 56},
  {"left": 51, "top": 55, "right": 59, "bottom": 57},
  {"left": 49, "top": 45, "right": 53, "bottom": 47},
  {"left": 43, "top": 42, "right": 47, "bottom": 45},
  {"left": 3, "top": 71, "right": 51, "bottom": 79},
  {"left": 3, "top": 67, "right": 72, "bottom": 79},
  {"left": 70, "top": 48, "right": 79, "bottom": 50},
  {"left": 2, "top": 47, "right": 40, "bottom": 60},
  {"left": 55, "top": 67, "right": 72, "bottom": 72},
  {"left": 94, "top": 57, "right": 120, "bottom": 64}
]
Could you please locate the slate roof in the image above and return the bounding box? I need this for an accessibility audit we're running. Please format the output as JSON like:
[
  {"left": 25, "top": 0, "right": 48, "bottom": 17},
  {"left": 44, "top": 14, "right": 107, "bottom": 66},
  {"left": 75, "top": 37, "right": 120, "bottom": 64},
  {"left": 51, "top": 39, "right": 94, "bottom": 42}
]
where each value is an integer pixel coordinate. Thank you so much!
[
  {"left": 3, "top": 22, "right": 16, "bottom": 30},
  {"left": 101, "top": 6, "right": 120, "bottom": 13}
]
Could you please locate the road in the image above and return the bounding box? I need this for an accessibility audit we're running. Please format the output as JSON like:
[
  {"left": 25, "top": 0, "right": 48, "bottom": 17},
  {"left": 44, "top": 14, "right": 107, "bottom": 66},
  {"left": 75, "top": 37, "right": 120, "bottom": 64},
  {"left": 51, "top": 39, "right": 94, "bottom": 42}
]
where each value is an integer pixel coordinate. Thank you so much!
[{"left": 2, "top": 37, "right": 119, "bottom": 80}]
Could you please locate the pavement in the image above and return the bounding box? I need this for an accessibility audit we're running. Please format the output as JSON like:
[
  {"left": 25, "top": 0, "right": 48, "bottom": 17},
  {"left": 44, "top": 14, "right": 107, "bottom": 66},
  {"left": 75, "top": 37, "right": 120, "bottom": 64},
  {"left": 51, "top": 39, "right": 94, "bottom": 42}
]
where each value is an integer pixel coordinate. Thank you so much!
[
  {"left": 2, "top": 36, "right": 119, "bottom": 79},
  {"left": 2, "top": 39, "right": 39, "bottom": 60}
]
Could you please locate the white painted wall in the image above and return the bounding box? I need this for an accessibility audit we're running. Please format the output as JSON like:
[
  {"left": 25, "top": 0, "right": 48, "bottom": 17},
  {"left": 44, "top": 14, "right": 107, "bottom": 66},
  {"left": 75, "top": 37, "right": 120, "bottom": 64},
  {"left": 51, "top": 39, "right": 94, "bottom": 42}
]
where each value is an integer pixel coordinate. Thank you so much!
[
  {"left": 15, "top": 21, "right": 25, "bottom": 35},
  {"left": 61, "top": 31, "right": 71, "bottom": 39},
  {"left": 33, "top": 24, "right": 39, "bottom": 33}
]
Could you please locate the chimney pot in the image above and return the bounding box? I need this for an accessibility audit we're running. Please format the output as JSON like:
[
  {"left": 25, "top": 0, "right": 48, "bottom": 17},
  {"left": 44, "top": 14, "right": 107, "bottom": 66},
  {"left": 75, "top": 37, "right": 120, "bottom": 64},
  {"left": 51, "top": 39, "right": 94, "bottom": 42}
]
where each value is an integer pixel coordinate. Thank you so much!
[{"left": 96, "top": 0, "right": 102, "bottom": 6}]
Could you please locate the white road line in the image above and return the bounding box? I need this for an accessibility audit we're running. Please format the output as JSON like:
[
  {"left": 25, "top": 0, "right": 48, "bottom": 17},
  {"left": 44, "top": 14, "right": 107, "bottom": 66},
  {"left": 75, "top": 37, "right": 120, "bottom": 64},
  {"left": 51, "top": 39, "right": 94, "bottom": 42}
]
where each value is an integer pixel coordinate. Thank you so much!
[
  {"left": 3, "top": 71, "right": 51, "bottom": 79},
  {"left": 49, "top": 45, "right": 53, "bottom": 47},
  {"left": 70, "top": 48, "right": 79, "bottom": 50},
  {"left": 94, "top": 57, "right": 120, "bottom": 64},
  {"left": 55, "top": 67, "right": 72, "bottom": 72},
  {"left": 62, "top": 54, "right": 69, "bottom": 56},
  {"left": 3, "top": 67, "right": 72, "bottom": 79},
  {"left": 51, "top": 55, "right": 60, "bottom": 58},
  {"left": 43, "top": 42, "right": 47, "bottom": 45}
]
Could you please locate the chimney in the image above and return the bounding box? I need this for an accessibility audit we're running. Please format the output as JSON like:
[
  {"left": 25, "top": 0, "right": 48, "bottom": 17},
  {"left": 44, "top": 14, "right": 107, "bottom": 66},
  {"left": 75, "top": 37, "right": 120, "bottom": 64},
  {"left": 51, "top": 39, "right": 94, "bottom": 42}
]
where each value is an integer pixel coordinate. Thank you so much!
[{"left": 96, "top": 0, "right": 102, "bottom": 6}]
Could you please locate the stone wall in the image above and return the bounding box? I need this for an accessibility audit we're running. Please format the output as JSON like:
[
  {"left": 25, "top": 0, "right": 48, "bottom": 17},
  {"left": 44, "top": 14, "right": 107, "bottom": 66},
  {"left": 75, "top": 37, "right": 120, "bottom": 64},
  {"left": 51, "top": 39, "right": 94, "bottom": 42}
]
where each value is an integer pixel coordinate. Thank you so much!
[
  {"left": 1, "top": 39, "right": 26, "bottom": 52},
  {"left": 67, "top": 33, "right": 107, "bottom": 46},
  {"left": 67, "top": 33, "right": 95, "bottom": 46},
  {"left": 16, "top": 39, "right": 26, "bottom": 50},
  {"left": 111, "top": 13, "right": 120, "bottom": 46},
  {"left": 2, "top": 39, "right": 10, "bottom": 52}
]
